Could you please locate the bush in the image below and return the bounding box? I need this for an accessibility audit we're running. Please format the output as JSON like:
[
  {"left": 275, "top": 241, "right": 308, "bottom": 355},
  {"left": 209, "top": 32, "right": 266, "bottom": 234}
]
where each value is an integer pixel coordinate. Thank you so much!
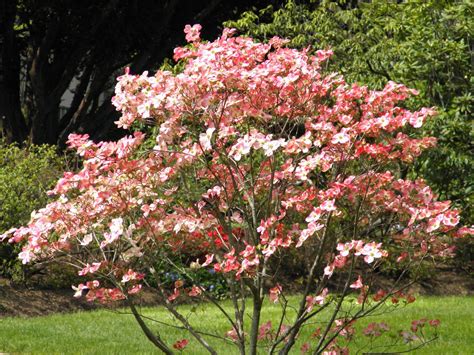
[{"left": 0, "top": 141, "right": 65, "bottom": 281}]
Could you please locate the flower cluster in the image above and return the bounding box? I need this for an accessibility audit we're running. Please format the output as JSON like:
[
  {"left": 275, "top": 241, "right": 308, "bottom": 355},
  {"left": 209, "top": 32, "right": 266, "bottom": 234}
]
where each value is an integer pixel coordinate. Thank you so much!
[{"left": 324, "top": 241, "right": 388, "bottom": 278}]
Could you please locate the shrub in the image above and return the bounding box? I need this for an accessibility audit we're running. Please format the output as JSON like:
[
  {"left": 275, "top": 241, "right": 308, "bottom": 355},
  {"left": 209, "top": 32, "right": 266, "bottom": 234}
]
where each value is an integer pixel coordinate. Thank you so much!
[
  {"left": 0, "top": 141, "right": 65, "bottom": 281},
  {"left": 2, "top": 26, "right": 472, "bottom": 354}
]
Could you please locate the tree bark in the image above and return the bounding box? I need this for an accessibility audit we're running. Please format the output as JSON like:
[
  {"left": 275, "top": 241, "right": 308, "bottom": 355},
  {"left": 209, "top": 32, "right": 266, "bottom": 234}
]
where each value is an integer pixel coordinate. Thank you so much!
[
  {"left": 3, "top": 0, "right": 276, "bottom": 146},
  {"left": 0, "top": 0, "right": 28, "bottom": 143},
  {"left": 28, "top": 0, "right": 120, "bottom": 145},
  {"left": 249, "top": 293, "right": 263, "bottom": 355}
]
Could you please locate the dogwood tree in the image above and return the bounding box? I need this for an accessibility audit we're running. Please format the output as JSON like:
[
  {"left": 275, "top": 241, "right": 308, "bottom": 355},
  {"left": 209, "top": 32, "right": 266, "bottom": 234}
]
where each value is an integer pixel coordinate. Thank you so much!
[{"left": 2, "top": 25, "right": 472, "bottom": 354}]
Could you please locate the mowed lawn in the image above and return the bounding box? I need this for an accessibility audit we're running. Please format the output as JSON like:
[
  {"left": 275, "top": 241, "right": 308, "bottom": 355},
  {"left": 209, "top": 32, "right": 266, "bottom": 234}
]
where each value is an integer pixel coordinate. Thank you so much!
[{"left": 0, "top": 296, "right": 472, "bottom": 354}]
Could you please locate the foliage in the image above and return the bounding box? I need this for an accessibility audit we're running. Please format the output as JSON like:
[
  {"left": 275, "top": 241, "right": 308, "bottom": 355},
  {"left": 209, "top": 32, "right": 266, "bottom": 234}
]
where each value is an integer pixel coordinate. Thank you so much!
[
  {"left": 2, "top": 26, "right": 472, "bottom": 354},
  {"left": 1, "top": 297, "right": 473, "bottom": 354},
  {"left": 225, "top": 0, "right": 474, "bottom": 224},
  {"left": 0, "top": 141, "right": 64, "bottom": 281}
]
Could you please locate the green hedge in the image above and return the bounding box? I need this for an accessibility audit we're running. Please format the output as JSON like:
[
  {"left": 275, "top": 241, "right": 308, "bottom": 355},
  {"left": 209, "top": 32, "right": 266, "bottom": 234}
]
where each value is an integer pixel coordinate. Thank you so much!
[{"left": 0, "top": 141, "right": 66, "bottom": 281}]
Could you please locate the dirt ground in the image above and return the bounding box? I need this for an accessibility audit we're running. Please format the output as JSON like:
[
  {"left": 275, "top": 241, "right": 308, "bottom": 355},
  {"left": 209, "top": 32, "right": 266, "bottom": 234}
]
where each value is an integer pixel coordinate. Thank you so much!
[
  {"left": 0, "top": 280, "right": 162, "bottom": 318},
  {"left": 0, "top": 267, "right": 472, "bottom": 318}
]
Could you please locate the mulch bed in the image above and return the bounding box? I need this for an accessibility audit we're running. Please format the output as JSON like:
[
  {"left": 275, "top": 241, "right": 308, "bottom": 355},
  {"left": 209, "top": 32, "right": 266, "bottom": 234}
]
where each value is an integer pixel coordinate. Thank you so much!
[{"left": 0, "top": 266, "right": 472, "bottom": 318}]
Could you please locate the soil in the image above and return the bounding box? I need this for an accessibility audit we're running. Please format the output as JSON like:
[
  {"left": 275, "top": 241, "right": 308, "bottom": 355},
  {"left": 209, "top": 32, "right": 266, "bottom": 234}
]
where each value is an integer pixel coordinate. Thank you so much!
[
  {"left": 0, "top": 267, "right": 472, "bottom": 318},
  {"left": 0, "top": 280, "right": 161, "bottom": 318}
]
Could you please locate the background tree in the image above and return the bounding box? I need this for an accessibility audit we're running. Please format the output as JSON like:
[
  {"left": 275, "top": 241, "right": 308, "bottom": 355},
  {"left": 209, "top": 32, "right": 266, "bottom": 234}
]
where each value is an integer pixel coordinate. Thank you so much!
[
  {"left": 0, "top": 0, "right": 283, "bottom": 146},
  {"left": 225, "top": 0, "right": 473, "bottom": 223}
]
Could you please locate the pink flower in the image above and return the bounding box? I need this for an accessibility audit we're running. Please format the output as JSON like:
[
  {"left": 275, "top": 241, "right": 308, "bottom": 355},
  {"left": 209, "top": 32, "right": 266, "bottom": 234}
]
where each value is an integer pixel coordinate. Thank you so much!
[
  {"left": 121, "top": 269, "right": 144, "bottom": 283},
  {"left": 173, "top": 46, "right": 192, "bottom": 61},
  {"left": 324, "top": 264, "right": 334, "bottom": 278},
  {"left": 168, "top": 288, "right": 180, "bottom": 302},
  {"left": 79, "top": 234, "right": 93, "bottom": 246},
  {"left": 101, "top": 217, "right": 124, "bottom": 247},
  {"left": 364, "top": 322, "right": 382, "bottom": 337},
  {"left": 188, "top": 285, "right": 203, "bottom": 297},
  {"left": 199, "top": 127, "right": 216, "bottom": 152},
  {"left": 373, "top": 289, "right": 387, "bottom": 301},
  {"left": 230, "top": 135, "right": 253, "bottom": 161},
  {"left": 442, "top": 210, "right": 459, "bottom": 227},
  {"left": 352, "top": 240, "right": 365, "bottom": 255},
  {"left": 0, "top": 227, "right": 17, "bottom": 242},
  {"left": 18, "top": 250, "right": 34, "bottom": 264},
  {"left": 331, "top": 131, "right": 350, "bottom": 145},
  {"left": 305, "top": 207, "right": 322, "bottom": 223},
  {"left": 306, "top": 288, "right": 328, "bottom": 312},
  {"left": 225, "top": 328, "right": 241, "bottom": 342},
  {"left": 268, "top": 36, "right": 290, "bottom": 49},
  {"left": 361, "top": 242, "right": 384, "bottom": 263},
  {"left": 173, "top": 339, "right": 189, "bottom": 350},
  {"left": 336, "top": 242, "right": 352, "bottom": 257},
  {"left": 411, "top": 318, "right": 427, "bottom": 332},
  {"left": 128, "top": 284, "right": 142, "bottom": 295},
  {"left": 396, "top": 252, "right": 408, "bottom": 263},
  {"left": 72, "top": 283, "right": 88, "bottom": 298},
  {"left": 296, "top": 226, "right": 322, "bottom": 248},
  {"left": 269, "top": 284, "right": 282, "bottom": 303},
  {"left": 221, "top": 28, "right": 237, "bottom": 39},
  {"left": 159, "top": 167, "right": 174, "bottom": 182},
  {"left": 202, "top": 254, "right": 214, "bottom": 267},
  {"left": 320, "top": 199, "right": 336, "bottom": 212},
  {"left": 456, "top": 226, "right": 474, "bottom": 237},
  {"left": 400, "top": 330, "right": 419, "bottom": 343},
  {"left": 184, "top": 24, "right": 202, "bottom": 43},
  {"left": 109, "top": 288, "right": 126, "bottom": 301},
  {"left": 315, "top": 49, "right": 333, "bottom": 62},
  {"left": 258, "top": 321, "right": 273, "bottom": 340},
  {"left": 333, "top": 255, "right": 347, "bottom": 268},
  {"left": 426, "top": 215, "right": 442, "bottom": 232},
  {"left": 300, "top": 342, "right": 311, "bottom": 353},
  {"left": 78, "top": 262, "right": 102, "bottom": 276},
  {"left": 66, "top": 133, "right": 90, "bottom": 148},
  {"left": 350, "top": 275, "right": 363, "bottom": 289},
  {"left": 262, "top": 138, "right": 286, "bottom": 157}
]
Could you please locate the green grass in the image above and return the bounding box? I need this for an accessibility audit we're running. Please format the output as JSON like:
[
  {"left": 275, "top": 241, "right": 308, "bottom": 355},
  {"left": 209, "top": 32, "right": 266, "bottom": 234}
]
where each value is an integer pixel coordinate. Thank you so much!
[{"left": 0, "top": 296, "right": 472, "bottom": 354}]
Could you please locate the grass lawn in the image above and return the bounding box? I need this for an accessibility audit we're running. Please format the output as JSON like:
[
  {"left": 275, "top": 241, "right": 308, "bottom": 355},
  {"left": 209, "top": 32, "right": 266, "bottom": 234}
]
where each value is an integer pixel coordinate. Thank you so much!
[{"left": 0, "top": 296, "right": 472, "bottom": 354}]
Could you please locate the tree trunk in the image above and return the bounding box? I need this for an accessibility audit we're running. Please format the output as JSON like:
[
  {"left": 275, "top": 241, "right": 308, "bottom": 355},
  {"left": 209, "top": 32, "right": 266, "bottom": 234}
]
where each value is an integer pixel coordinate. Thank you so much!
[
  {"left": 249, "top": 294, "right": 263, "bottom": 355},
  {"left": 30, "top": 104, "right": 60, "bottom": 145},
  {"left": 0, "top": 0, "right": 28, "bottom": 143}
]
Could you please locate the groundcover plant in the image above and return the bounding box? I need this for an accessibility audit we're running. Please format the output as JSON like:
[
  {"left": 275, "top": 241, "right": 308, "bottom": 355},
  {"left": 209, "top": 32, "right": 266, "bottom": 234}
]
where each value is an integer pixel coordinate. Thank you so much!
[{"left": 2, "top": 25, "right": 472, "bottom": 354}]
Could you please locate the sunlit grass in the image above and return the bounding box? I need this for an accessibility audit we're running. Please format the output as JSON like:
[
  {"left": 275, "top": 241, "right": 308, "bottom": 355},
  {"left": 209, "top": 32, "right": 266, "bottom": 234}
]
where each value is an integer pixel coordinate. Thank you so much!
[{"left": 0, "top": 296, "right": 472, "bottom": 354}]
